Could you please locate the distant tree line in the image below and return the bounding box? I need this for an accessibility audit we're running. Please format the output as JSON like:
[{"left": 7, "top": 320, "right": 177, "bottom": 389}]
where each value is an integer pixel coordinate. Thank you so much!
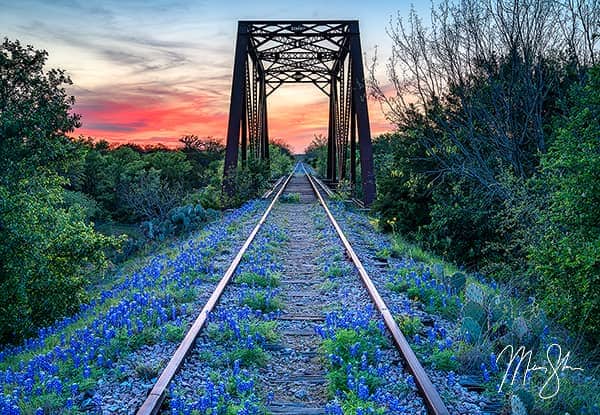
[{"left": 0, "top": 38, "right": 294, "bottom": 344}]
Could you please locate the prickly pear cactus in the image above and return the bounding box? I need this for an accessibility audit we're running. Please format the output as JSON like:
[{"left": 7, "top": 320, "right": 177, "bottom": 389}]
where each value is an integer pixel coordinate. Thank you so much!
[
  {"left": 449, "top": 272, "right": 467, "bottom": 293},
  {"left": 489, "top": 295, "right": 505, "bottom": 323},
  {"left": 513, "top": 317, "right": 529, "bottom": 340},
  {"left": 432, "top": 264, "right": 444, "bottom": 279},
  {"left": 466, "top": 283, "right": 485, "bottom": 305},
  {"left": 463, "top": 301, "right": 486, "bottom": 325},
  {"left": 515, "top": 389, "right": 534, "bottom": 412},
  {"left": 511, "top": 393, "right": 528, "bottom": 415},
  {"left": 460, "top": 317, "right": 482, "bottom": 343}
]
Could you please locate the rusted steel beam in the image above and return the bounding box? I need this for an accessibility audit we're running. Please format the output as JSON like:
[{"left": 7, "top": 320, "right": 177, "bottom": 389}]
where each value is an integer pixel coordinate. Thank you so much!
[
  {"left": 348, "top": 21, "right": 376, "bottom": 205},
  {"left": 223, "top": 22, "right": 250, "bottom": 196}
]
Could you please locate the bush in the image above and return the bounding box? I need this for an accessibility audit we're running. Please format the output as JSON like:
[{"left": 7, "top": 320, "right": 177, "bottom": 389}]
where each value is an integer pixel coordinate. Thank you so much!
[
  {"left": 223, "top": 159, "right": 271, "bottom": 207},
  {"left": 530, "top": 66, "right": 600, "bottom": 339},
  {"left": 141, "top": 203, "right": 217, "bottom": 241},
  {"left": 0, "top": 175, "right": 118, "bottom": 343},
  {"left": 183, "top": 185, "right": 222, "bottom": 210},
  {"left": 0, "top": 39, "right": 119, "bottom": 343}
]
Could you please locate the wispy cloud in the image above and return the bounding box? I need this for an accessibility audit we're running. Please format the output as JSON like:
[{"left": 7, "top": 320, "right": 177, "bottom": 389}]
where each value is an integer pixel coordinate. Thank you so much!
[{"left": 2, "top": 0, "right": 395, "bottom": 152}]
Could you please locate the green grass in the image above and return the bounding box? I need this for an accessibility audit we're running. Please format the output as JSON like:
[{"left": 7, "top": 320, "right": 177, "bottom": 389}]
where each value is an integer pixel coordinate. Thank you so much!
[
  {"left": 162, "top": 323, "right": 186, "bottom": 342},
  {"left": 280, "top": 192, "right": 301, "bottom": 203},
  {"left": 427, "top": 348, "right": 459, "bottom": 371},
  {"left": 394, "top": 315, "right": 424, "bottom": 338},
  {"left": 374, "top": 247, "right": 391, "bottom": 260},
  {"left": 319, "top": 279, "right": 339, "bottom": 292},
  {"left": 229, "top": 346, "right": 269, "bottom": 367},
  {"left": 235, "top": 271, "right": 281, "bottom": 288},
  {"left": 134, "top": 360, "right": 162, "bottom": 380},
  {"left": 390, "top": 236, "right": 459, "bottom": 276},
  {"left": 240, "top": 291, "right": 283, "bottom": 313},
  {"left": 338, "top": 391, "right": 387, "bottom": 415},
  {"left": 207, "top": 320, "right": 279, "bottom": 345},
  {"left": 323, "top": 264, "right": 347, "bottom": 278}
]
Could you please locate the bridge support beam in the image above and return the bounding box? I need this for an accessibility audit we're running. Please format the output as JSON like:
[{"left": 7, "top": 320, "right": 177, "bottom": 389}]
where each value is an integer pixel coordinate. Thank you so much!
[
  {"left": 326, "top": 77, "right": 337, "bottom": 182},
  {"left": 224, "top": 22, "right": 249, "bottom": 197},
  {"left": 349, "top": 21, "right": 376, "bottom": 205}
]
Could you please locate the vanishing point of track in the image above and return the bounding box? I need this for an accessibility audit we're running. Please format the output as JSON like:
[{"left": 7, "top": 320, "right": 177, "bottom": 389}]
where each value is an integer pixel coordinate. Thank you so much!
[{"left": 136, "top": 164, "right": 449, "bottom": 415}]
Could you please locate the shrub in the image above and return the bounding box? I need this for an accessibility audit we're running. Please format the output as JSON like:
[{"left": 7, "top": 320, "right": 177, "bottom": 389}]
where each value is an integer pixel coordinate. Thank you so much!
[
  {"left": 141, "top": 203, "right": 217, "bottom": 241},
  {"left": 530, "top": 66, "right": 600, "bottom": 340},
  {"left": 0, "top": 175, "right": 118, "bottom": 343}
]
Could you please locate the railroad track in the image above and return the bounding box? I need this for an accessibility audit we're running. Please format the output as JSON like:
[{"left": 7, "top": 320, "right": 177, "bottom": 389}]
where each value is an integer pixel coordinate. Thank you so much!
[{"left": 137, "top": 163, "right": 449, "bottom": 415}]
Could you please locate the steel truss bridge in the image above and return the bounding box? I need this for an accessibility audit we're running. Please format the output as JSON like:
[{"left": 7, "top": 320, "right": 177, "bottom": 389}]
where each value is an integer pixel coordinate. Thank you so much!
[{"left": 223, "top": 20, "right": 376, "bottom": 205}]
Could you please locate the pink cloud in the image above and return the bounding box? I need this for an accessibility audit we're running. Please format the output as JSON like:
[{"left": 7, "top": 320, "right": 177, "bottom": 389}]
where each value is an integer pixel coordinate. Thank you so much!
[{"left": 74, "top": 89, "right": 392, "bottom": 153}]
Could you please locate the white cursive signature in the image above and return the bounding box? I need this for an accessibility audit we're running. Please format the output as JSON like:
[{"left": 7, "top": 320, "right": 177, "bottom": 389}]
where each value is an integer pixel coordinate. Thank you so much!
[{"left": 496, "top": 343, "right": 584, "bottom": 399}]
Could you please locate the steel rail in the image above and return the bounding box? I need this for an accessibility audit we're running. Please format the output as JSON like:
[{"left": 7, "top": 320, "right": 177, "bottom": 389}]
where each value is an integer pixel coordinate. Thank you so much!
[
  {"left": 262, "top": 175, "right": 286, "bottom": 198},
  {"left": 136, "top": 168, "right": 296, "bottom": 415},
  {"left": 303, "top": 164, "right": 450, "bottom": 415}
]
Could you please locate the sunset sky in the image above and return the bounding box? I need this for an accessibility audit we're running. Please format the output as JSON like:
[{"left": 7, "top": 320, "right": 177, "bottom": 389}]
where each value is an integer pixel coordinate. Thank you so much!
[{"left": 1, "top": 0, "right": 427, "bottom": 153}]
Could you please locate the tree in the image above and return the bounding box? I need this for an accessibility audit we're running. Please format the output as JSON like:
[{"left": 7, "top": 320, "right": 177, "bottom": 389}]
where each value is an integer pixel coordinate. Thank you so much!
[
  {"left": 0, "top": 38, "right": 81, "bottom": 180},
  {"left": 530, "top": 66, "right": 600, "bottom": 339},
  {"left": 0, "top": 39, "right": 118, "bottom": 343},
  {"left": 304, "top": 134, "right": 328, "bottom": 177},
  {"left": 179, "top": 135, "right": 225, "bottom": 187},
  {"left": 370, "top": 0, "right": 598, "bottom": 198},
  {"left": 367, "top": 0, "right": 599, "bottom": 271}
]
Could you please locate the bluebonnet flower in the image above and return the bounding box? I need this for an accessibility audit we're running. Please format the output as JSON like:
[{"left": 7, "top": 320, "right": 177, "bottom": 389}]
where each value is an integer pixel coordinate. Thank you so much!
[
  {"left": 357, "top": 377, "right": 370, "bottom": 400},
  {"left": 447, "top": 371, "right": 456, "bottom": 386},
  {"left": 489, "top": 353, "right": 499, "bottom": 373},
  {"left": 481, "top": 363, "right": 490, "bottom": 382}
]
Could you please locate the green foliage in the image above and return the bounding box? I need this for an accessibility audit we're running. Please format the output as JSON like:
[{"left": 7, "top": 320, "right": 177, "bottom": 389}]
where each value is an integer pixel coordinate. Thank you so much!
[
  {"left": 207, "top": 320, "right": 279, "bottom": 345},
  {"left": 0, "top": 39, "right": 120, "bottom": 343},
  {"left": 223, "top": 158, "right": 271, "bottom": 207},
  {"left": 134, "top": 361, "right": 161, "bottom": 380},
  {"left": 530, "top": 66, "right": 600, "bottom": 339},
  {"left": 374, "top": 247, "right": 391, "bottom": 260},
  {"left": 0, "top": 38, "right": 81, "bottom": 178},
  {"left": 425, "top": 179, "right": 500, "bottom": 268},
  {"left": 367, "top": 1, "right": 600, "bottom": 347},
  {"left": 183, "top": 184, "right": 222, "bottom": 210},
  {"left": 321, "top": 324, "right": 389, "bottom": 369},
  {"left": 324, "top": 264, "right": 346, "bottom": 278},
  {"left": 372, "top": 131, "right": 433, "bottom": 236},
  {"left": 162, "top": 323, "right": 186, "bottom": 343},
  {"left": 141, "top": 203, "right": 216, "bottom": 241},
  {"left": 0, "top": 34, "right": 277, "bottom": 391},
  {"left": 235, "top": 271, "right": 281, "bottom": 288},
  {"left": 427, "top": 348, "right": 459, "bottom": 371},
  {"left": 279, "top": 192, "right": 301, "bottom": 203},
  {"left": 394, "top": 315, "right": 423, "bottom": 338},
  {"left": 229, "top": 347, "right": 269, "bottom": 367},
  {"left": 338, "top": 391, "right": 387, "bottom": 415},
  {"left": 304, "top": 134, "right": 327, "bottom": 177},
  {"left": 240, "top": 291, "right": 282, "bottom": 313},
  {"left": 268, "top": 141, "right": 295, "bottom": 179}
]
